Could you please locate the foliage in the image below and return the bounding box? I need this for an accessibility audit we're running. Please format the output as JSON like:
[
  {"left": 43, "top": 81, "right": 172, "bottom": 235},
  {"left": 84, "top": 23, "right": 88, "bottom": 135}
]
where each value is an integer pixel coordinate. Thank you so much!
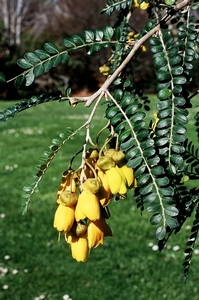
[{"left": 1, "top": 0, "right": 199, "bottom": 281}]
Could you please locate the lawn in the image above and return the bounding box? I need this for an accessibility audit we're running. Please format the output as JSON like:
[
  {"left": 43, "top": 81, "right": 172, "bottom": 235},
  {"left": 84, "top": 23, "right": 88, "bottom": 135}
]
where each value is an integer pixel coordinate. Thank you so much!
[{"left": 0, "top": 96, "right": 199, "bottom": 300}]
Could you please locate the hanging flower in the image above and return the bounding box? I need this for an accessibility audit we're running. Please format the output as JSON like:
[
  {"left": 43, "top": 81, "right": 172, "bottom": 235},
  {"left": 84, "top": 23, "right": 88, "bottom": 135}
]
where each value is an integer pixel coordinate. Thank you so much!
[
  {"left": 87, "top": 217, "right": 112, "bottom": 248},
  {"left": 53, "top": 204, "right": 75, "bottom": 232},
  {"left": 76, "top": 191, "right": 101, "bottom": 221},
  {"left": 70, "top": 235, "right": 89, "bottom": 262}
]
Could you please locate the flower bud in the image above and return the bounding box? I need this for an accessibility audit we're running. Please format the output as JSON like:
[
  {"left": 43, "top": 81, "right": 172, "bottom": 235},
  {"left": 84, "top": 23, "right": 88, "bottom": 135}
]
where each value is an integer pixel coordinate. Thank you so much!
[
  {"left": 59, "top": 191, "right": 78, "bottom": 206},
  {"left": 81, "top": 178, "right": 100, "bottom": 194},
  {"left": 96, "top": 156, "right": 115, "bottom": 171}
]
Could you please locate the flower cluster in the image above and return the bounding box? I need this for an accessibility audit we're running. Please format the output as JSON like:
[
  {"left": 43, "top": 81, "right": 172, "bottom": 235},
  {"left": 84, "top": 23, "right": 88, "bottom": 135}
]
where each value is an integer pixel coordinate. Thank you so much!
[
  {"left": 132, "top": 0, "right": 150, "bottom": 10},
  {"left": 99, "top": 64, "right": 110, "bottom": 76},
  {"left": 53, "top": 148, "right": 136, "bottom": 262}
]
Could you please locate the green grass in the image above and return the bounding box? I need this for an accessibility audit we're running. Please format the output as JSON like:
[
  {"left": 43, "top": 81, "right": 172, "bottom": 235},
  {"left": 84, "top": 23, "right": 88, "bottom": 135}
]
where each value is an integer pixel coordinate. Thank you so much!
[{"left": 0, "top": 97, "right": 199, "bottom": 300}]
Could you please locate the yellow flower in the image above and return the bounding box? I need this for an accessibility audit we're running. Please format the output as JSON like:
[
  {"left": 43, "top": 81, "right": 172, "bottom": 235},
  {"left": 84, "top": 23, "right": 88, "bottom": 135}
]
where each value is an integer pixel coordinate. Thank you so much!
[
  {"left": 53, "top": 204, "right": 75, "bottom": 232},
  {"left": 76, "top": 190, "right": 100, "bottom": 221},
  {"left": 99, "top": 64, "right": 110, "bottom": 76},
  {"left": 70, "top": 235, "right": 89, "bottom": 262},
  {"left": 118, "top": 165, "right": 134, "bottom": 188},
  {"left": 105, "top": 167, "right": 123, "bottom": 194},
  {"left": 87, "top": 217, "right": 112, "bottom": 248},
  {"left": 133, "top": 0, "right": 150, "bottom": 10},
  {"left": 97, "top": 170, "right": 111, "bottom": 206}
]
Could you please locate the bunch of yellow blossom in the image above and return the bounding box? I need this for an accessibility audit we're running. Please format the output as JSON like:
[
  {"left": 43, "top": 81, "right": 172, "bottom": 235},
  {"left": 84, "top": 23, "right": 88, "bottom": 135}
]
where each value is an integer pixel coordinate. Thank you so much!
[
  {"left": 99, "top": 64, "right": 110, "bottom": 76},
  {"left": 53, "top": 148, "right": 136, "bottom": 262},
  {"left": 132, "top": 0, "right": 150, "bottom": 10}
]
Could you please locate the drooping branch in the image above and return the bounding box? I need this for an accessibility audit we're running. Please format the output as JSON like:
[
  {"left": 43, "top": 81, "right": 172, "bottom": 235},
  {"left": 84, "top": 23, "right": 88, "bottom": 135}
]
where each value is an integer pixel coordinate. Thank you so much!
[{"left": 68, "top": 0, "right": 192, "bottom": 108}]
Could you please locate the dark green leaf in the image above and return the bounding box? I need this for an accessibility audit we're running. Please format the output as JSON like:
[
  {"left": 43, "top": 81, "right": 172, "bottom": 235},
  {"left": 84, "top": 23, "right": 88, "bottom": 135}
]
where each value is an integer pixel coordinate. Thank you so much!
[
  {"left": 156, "top": 70, "right": 171, "bottom": 82},
  {"left": 155, "top": 176, "right": 169, "bottom": 186},
  {"left": 174, "top": 113, "right": 188, "bottom": 124},
  {"left": 136, "top": 129, "right": 148, "bottom": 140},
  {"left": 134, "top": 165, "right": 146, "bottom": 177},
  {"left": 143, "top": 147, "right": 156, "bottom": 158},
  {"left": 143, "top": 192, "right": 157, "bottom": 203},
  {"left": 160, "top": 186, "right": 174, "bottom": 196},
  {"left": 150, "top": 37, "right": 161, "bottom": 46},
  {"left": 119, "top": 129, "right": 131, "bottom": 143},
  {"left": 147, "top": 156, "right": 160, "bottom": 166},
  {"left": 140, "top": 182, "right": 154, "bottom": 195},
  {"left": 95, "top": 29, "right": 104, "bottom": 41},
  {"left": 155, "top": 137, "right": 168, "bottom": 147},
  {"left": 60, "top": 52, "right": 70, "bottom": 63},
  {"left": 114, "top": 121, "right": 126, "bottom": 133},
  {"left": 140, "top": 138, "right": 154, "bottom": 149},
  {"left": 103, "top": 26, "right": 114, "bottom": 40},
  {"left": 156, "top": 226, "right": 166, "bottom": 240},
  {"left": 168, "top": 46, "right": 179, "bottom": 57},
  {"left": 174, "top": 96, "right": 186, "bottom": 106},
  {"left": 172, "top": 133, "right": 186, "bottom": 143},
  {"left": 166, "top": 218, "right": 179, "bottom": 228},
  {"left": 167, "top": 163, "right": 177, "bottom": 176},
  {"left": 150, "top": 45, "right": 163, "bottom": 54},
  {"left": 84, "top": 30, "right": 95, "bottom": 42},
  {"left": 156, "top": 118, "right": 170, "bottom": 129},
  {"left": 171, "top": 144, "right": 185, "bottom": 153},
  {"left": 44, "top": 42, "right": 59, "bottom": 54},
  {"left": 158, "top": 109, "right": 171, "bottom": 119},
  {"left": 125, "top": 103, "right": 139, "bottom": 115},
  {"left": 25, "top": 70, "right": 35, "bottom": 86},
  {"left": 14, "top": 74, "right": 25, "bottom": 89},
  {"left": 51, "top": 55, "right": 62, "bottom": 67},
  {"left": 172, "top": 85, "right": 183, "bottom": 94},
  {"left": 125, "top": 147, "right": 139, "bottom": 160},
  {"left": 126, "top": 156, "right": 143, "bottom": 168},
  {"left": 150, "top": 213, "right": 162, "bottom": 225},
  {"left": 43, "top": 60, "right": 53, "bottom": 73},
  {"left": 170, "top": 154, "right": 183, "bottom": 165},
  {"left": 24, "top": 52, "right": 41, "bottom": 64},
  {"left": 169, "top": 55, "right": 181, "bottom": 66},
  {"left": 106, "top": 105, "right": 119, "bottom": 118},
  {"left": 147, "top": 202, "right": 161, "bottom": 212},
  {"left": 17, "top": 58, "right": 33, "bottom": 69},
  {"left": 151, "top": 165, "right": 165, "bottom": 176},
  {"left": 71, "top": 34, "right": 84, "bottom": 45},
  {"left": 33, "top": 64, "right": 44, "bottom": 77},
  {"left": 173, "top": 76, "right": 187, "bottom": 85},
  {"left": 130, "top": 111, "right": 146, "bottom": 123},
  {"left": 157, "top": 88, "right": 171, "bottom": 100},
  {"left": 120, "top": 137, "right": 135, "bottom": 151},
  {"left": 174, "top": 125, "right": 186, "bottom": 135},
  {"left": 62, "top": 38, "right": 75, "bottom": 48},
  {"left": 138, "top": 174, "right": 151, "bottom": 186},
  {"left": 165, "top": 206, "right": 179, "bottom": 217},
  {"left": 0, "top": 72, "right": 6, "bottom": 83},
  {"left": 34, "top": 49, "right": 50, "bottom": 59},
  {"left": 154, "top": 56, "right": 167, "bottom": 69},
  {"left": 156, "top": 100, "right": 171, "bottom": 111},
  {"left": 171, "top": 66, "right": 184, "bottom": 76},
  {"left": 110, "top": 113, "right": 123, "bottom": 126}
]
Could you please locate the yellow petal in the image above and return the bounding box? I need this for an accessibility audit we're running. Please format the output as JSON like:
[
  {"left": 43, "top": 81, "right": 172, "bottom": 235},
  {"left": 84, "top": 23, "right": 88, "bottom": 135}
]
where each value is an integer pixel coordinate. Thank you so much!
[
  {"left": 77, "top": 191, "right": 100, "bottom": 221},
  {"left": 53, "top": 204, "right": 75, "bottom": 232},
  {"left": 140, "top": 1, "right": 150, "bottom": 10},
  {"left": 105, "top": 167, "right": 122, "bottom": 194},
  {"left": 75, "top": 201, "right": 87, "bottom": 222},
  {"left": 70, "top": 235, "right": 89, "bottom": 262},
  {"left": 119, "top": 165, "right": 134, "bottom": 187},
  {"left": 87, "top": 218, "right": 112, "bottom": 248}
]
